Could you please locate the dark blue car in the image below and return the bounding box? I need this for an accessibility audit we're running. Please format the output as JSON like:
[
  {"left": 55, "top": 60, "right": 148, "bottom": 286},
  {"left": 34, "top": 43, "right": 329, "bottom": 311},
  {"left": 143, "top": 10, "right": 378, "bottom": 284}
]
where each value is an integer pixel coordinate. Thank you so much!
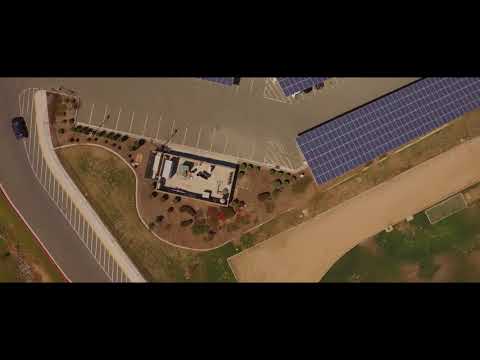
[{"left": 11, "top": 117, "right": 28, "bottom": 139}]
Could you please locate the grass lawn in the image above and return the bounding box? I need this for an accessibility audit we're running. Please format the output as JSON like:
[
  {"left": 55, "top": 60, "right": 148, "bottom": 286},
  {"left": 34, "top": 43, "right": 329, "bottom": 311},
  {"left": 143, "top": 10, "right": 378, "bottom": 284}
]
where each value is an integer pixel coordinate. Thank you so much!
[
  {"left": 322, "top": 201, "right": 480, "bottom": 282},
  {"left": 56, "top": 145, "right": 236, "bottom": 282},
  {"left": 0, "top": 193, "right": 65, "bottom": 282}
]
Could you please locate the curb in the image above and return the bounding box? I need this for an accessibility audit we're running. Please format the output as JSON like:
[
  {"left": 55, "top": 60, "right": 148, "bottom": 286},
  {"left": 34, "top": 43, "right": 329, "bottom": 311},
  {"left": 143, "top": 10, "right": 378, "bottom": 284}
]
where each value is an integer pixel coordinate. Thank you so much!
[{"left": 0, "top": 183, "right": 71, "bottom": 283}]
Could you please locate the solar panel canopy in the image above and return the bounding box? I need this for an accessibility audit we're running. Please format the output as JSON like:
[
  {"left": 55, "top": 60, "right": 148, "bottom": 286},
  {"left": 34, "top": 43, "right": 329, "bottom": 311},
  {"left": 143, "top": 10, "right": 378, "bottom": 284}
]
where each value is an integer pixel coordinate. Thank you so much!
[
  {"left": 297, "top": 77, "right": 480, "bottom": 185},
  {"left": 200, "top": 77, "right": 235, "bottom": 86},
  {"left": 277, "top": 77, "right": 329, "bottom": 97}
]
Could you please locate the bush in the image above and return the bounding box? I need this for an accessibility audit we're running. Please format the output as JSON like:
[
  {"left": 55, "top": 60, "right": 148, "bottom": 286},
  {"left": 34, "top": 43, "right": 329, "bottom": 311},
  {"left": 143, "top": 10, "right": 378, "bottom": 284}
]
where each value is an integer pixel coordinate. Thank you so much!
[
  {"left": 221, "top": 206, "right": 236, "bottom": 219},
  {"left": 161, "top": 194, "right": 169, "bottom": 201},
  {"left": 269, "top": 169, "right": 276, "bottom": 175},
  {"left": 113, "top": 133, "right": 121, "bottom": 141},
  {"left": 107, "top": 132, "right": 115, "bottom": 139},
  {"left": 181, "top": 219, "right": 194, "bottom": 227},
  {"left": 256, "top": 165, "right": 261, "bottom": 172},
  {"left": 73, "top": 125, "right": 82, "bottom": 132},
  {"left": 138, "top": 138, "right": 146, "bottom": 147},
  {"left": 239, "top": 170, "right": 245, "bottom": 177},
  {"left": 156, "top": 215, "right": 164, "bottom": 223},
  {"left": 99, "top": 130, "right": 106, "bottom": 137},
  {"left": 240, "top": 233, "right": 255, "bottom": 248},
  {"left": 151, "top": 191, "right": 158, "bottom": 198},
  {"left": 58, "top": 128, "right": 65, "bottom": 134},
  {"left": 248, "top": 164, "right": 254, "bottom": 169},
  {"left": 69, "top": 137, "right": 74, "bottom": 142},
  {"left": 149, "top": 222, "right": 156, "bottom": 230},
  {"left": 240, "top": 163, "right": 247, "bottom": 171},
  {"left": 69, "top": 118, "right": 75, "bottom": 124},
  {"left": 168, "top": 207, "right": 175, "bottom": 213},
  {"left": 121, "top": 135, "right": 129, "bottom": 142},
  {"left": 174, "top": 196, "right": 182, "bottom": 203},
  {"left": 76, "top": 138, "right": 80, "bottom": 142},
  {"left": 291, "top": 176, "right": 312, "bottom": 194},
  {"left": 94, "top": 138, "right": 98, "bottom": 141},
  {"left": 273, "top": 179, "right": 283, "bottom": 189},
  {"left": 192, "top": 223, "right": 209, "bottom": 235},
  {"left": 257, "top": 192, "right": 272, "bottom": 202},
  {"left": 180, "top": 205, "right": 196, "bottom": 216},
  {"left": 272, "top": 188, "right": 282, "bottom": 198}
]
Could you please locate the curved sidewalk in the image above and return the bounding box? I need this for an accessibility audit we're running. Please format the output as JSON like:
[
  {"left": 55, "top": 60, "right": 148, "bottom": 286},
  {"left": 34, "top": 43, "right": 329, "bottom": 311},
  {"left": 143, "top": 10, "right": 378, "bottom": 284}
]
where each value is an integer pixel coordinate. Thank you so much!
[
  {"left": 228, "top": 136, "right": 480, "bottom": 282},
  {"left": 34, "top": 91, "right": 145, "bottom": 282}
]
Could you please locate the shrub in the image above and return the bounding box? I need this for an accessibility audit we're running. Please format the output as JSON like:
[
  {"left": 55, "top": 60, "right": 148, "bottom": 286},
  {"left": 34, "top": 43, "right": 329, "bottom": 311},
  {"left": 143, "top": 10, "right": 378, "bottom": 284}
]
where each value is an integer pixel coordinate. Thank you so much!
[
  {"left": 113, "top": 133, "right": 121, "bottom": 141},
  {"left": 69, "top": 137, "right": 74, "bottom": 142},
  {"left": 192, "top": 223, "right": 209, "bottom": 235},
  {"left": 69, "top": 118, "right": 75, "bottom": 124},
  {"left": 73, "top": 125, "right": 82, "bottom": 132},
  {"left": 240, "top": 163, "right": 247, "bottom": 171},
  {"left": 107, "top": 132, "right": 115, "bottom": 139},
  {"left": 58, "top": 128, "right": 65, "bottom": 134},
  {"left": 117, "top": 146, "right": 122, "bottom": 150},
  {"left": 272, "top": 188, "right": 282, "bottom": 198},
  {"left": 240, "top": 233, "right": 255, "bottom": 248},
  {"left": 104, "top": 140, "right": 109, "bottom": 144},
  {"left": 62, "top": 119, "right": 67, "bottom": 124},
  {"left": 239, "top": 170, "right": 245, "bottom": 177},
  {"left": 151, "top": 191, "right": 158, "bottom": 198},
  {"left": 168, "top": 207, "right": 175, "bottom": 213},
  {"left": 121, "top": 135, "right": 129, "bottom": 142},
  {"left": 248, "top": 163, "right": 254, "bottom": 169},
  {"left": 94, "top": 137, "right": 98, "bottom": 141},
  {"left": 284, "top": 179, "right": 290, "bottom": 185},
  {"left": 221, "top": 206, "right": 235, "bottom": 219},
  {"left": 180, "top": 205, "right": 196, "bottom": 216},
  {"left": 148, "top": 222, "right": 156, "bottom": 230},
  {"left": 156, "top": 215, "right": 164, "bottom": 223},
  {"left": 257, "top": 192, "right": 272, "bottom": 202},
  {"left": 256, "top": 165, "right": 261, "bottom": 172},
  {"left": 76, "top": 138, "right": 80, "bottom": 142},
  {"left": 291, "top": 176, "right": 312, "bottom": 194},
  {"left": 273, "top": 179, "right": 283, "bottom": 189},
  {"left": 99, "top": 130, "right": 106, "bottom": 137},
  {"left": 162, "top": 194, "right": 169, "bottom": 201},
  {"left": 87, "top": 138, "right": 91, "bottom": 142},
  {"left": 138, "top": 138, "right": 146, "bottom": 147},
  {"left": 269, "top": 168, "right": 276, "bottom": 175},
  {"left": 174, "top": 196, "right": 182, "bottom": 203},
  {"left": 181, "top": 219, "right": 194, "bottom": 227}
]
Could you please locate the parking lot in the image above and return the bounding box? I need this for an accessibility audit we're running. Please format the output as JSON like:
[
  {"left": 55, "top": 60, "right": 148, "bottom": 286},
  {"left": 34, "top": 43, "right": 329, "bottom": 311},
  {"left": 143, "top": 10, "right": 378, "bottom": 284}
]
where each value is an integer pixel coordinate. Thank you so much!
[{"left": 23, "top": 77, "right": 418, "bottom": 172}]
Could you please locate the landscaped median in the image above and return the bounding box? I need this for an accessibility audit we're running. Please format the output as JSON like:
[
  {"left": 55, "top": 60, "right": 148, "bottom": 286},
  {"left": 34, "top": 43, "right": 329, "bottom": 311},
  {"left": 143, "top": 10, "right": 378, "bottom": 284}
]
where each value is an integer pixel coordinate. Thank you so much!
[{"left": 0, "top": 186, "right": 66, "bottom": 282}]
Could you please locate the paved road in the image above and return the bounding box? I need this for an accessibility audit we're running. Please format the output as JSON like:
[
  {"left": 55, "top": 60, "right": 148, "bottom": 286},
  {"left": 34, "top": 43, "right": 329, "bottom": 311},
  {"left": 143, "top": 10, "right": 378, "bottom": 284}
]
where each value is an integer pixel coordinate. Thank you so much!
[
  {"left": 0, "top": 79, "right": 108, "bottom": 282},
  {"left": 228, "top": 135, "right": 480, "bottom": 282}
]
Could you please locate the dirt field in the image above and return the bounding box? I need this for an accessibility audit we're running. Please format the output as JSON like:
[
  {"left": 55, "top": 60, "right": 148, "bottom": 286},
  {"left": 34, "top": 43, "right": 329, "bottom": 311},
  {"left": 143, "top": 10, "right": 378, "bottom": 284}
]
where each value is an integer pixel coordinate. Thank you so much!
[{"left": 228, "top": 136, "right": 480, "bottom": 282}]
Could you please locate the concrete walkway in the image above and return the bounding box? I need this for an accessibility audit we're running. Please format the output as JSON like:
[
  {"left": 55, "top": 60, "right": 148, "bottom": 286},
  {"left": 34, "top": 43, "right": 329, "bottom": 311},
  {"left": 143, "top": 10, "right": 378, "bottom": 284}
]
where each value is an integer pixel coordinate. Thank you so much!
[
  {"left": 34, "top": 91, "right": 145, "bottom": 282},
  {"left": 228, "top": 136, "right": 480, "bottom": 282}
]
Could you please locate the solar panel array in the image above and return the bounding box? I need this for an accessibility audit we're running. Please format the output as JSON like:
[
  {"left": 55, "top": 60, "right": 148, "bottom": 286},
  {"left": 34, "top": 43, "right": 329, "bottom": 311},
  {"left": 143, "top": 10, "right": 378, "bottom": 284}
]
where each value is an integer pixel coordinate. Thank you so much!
[
  {"left": 200, "top": 77, "right": 235, "bottom": 86},
  {"left": 277, "top": 77, "right": 329, "bottom": 97},
  {"left": 297, "top": 77, "right": 480, "bottom": 185}
]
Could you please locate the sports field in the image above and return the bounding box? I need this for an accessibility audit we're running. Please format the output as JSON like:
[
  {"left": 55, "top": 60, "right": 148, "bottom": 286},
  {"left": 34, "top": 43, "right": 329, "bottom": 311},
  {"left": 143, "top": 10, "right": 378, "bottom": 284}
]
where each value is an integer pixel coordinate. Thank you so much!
[
  {"left": 323, "top": 205, "right": 480, "bottom": 282},
  {"left": 228, "top": 136, "right": 480, "bottom": 282}
]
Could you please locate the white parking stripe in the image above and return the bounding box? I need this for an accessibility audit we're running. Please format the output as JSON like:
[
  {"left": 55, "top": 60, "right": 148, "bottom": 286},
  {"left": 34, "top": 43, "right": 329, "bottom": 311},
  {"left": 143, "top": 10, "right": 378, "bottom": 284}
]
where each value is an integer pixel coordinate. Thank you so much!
[
  {"left": 170, "top": 119, "right": 176, "bottom": 136},
  {"left": 142, "top": 113, "right": 149, "bottom": 136},
  {"left": 35, "top": 142, "right": 41, "bottom": 174},
  {"left": 128, "top": 112, "right": 135, "bottom": 132},
  {"left": 103, "top": 104, "right": 109, "bottom": 126},
  {"left": 221, "top": 134, "right": 228, "bottom": 154},
  {"left": 196, "top": 127, "right": 202, "bottom": 148},
  {"left": 29, "top": 114, "right": 37, "bottom": 157},
  {"left": 94, "top": 235, "right": 98, "bottom": 258},
  {"left": 115, "top": 108, "right": 122, "bottom": 130},
  {"left": 155, "top": 116, "right": 162, "bottom": 140},
  {"left": 210, "top": 127, "right": 216, "bottom": 152},
  {"left": 183, "top": 127, "right": 188, "bottom": 144},
  {"left": 88, "top": 103, "right": 95, "bottom": 124}
]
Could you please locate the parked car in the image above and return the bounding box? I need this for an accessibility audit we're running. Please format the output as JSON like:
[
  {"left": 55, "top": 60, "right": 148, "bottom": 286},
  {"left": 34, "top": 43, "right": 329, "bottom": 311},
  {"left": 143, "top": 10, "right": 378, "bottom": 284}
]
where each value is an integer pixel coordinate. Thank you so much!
[{"left": 11, "top": 117, "right": 28, "bottom": 139}]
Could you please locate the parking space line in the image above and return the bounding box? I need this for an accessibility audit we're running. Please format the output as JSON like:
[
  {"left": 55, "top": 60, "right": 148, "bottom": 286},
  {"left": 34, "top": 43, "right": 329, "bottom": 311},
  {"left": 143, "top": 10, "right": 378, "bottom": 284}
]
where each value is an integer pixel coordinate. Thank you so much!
[
  {"left": 103, "top": 104, "right": 109, "bottom": 126},
  {"left": 183, "top": 127, "right": 188, "bottom": 144},
  {"left": 81, "top": 218, "right": 86, "bottom": 242},
  {"left": 35, "top": 143, "right": 41, "bottom": 174},
  {"left": 196, "top": 127, "right": 202, "bottom": 148},
  {"left": 210, "top": 128, "right": 216, "bottom": 152},
  {"left": 128, "top": 112, "right": 135, "bottom": 132},
  {"left": 155, "top": 116, "right": 162, "bottom": 140},
  {"left": 88, "top": 103, "right": 95, "bottom": 125},
  {"left": 47, "top": 171, "right": 52, "bottom": 194},
  {"left": 223, "top": 134, "right": 229, "bottom": 154},
  {"left": 94, "top": 235, "right": 98, "bottom": 258},
  {"left": 28, "top": 114, "right": 36, "bottom": 157},
  {"left": 112, "top": 262, "right": 118, "bottom": 282},
  {"left": 170, "top": 119, "right": 176, "bottom": 136},
  {"left": 115, "top": 107, "right": 122, "bottom": 130},
  {"left": 142, "top": 113, "right": 149, "bottom": 136}
]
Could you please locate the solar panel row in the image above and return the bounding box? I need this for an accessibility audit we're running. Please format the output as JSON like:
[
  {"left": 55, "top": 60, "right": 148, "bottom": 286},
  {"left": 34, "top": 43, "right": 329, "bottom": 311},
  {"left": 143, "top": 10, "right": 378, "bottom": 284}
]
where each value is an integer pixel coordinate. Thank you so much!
[
  {"left": 277, "top": 77, "right": 329, "bottom": 97},
  {"left": 200, "top": 78, "right": 235, "bottom": 86},
  {"left": 297, "top": 77, "right": 480, "bottom": 185}
]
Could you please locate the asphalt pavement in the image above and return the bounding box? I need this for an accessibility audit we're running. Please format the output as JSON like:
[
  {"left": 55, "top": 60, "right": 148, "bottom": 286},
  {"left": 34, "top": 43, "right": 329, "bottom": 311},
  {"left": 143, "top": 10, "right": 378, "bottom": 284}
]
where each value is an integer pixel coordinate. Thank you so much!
[{"left": 0, "top": 79, "right": 108, "bottom": 282}]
